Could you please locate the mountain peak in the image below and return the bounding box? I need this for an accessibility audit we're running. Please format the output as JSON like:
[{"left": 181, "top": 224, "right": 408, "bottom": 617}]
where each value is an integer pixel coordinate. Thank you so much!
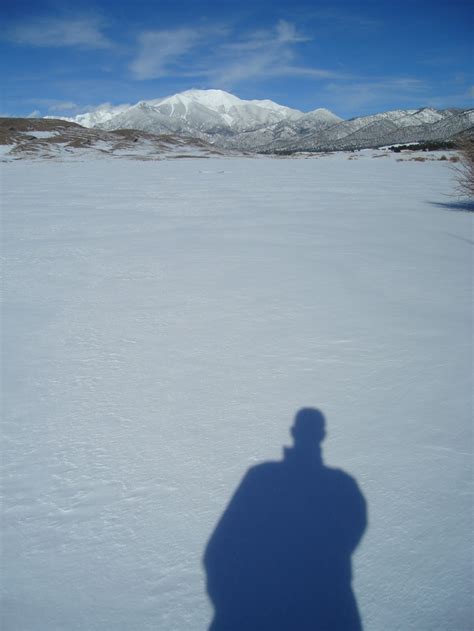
[
  {"left": 153, "top": 89, "right": 243, "bottom": 110},
  {"left": 152, "top": 89, "right": 303, "bottom": 118},
  {"left": 69, "top": 89, "right": 312, "bottom": 136}
]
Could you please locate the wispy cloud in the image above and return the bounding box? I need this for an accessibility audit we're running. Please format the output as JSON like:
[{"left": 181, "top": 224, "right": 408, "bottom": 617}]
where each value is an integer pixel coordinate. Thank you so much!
[
  {"left": 129, "top": 27, "right": 210, "bottom": 80},
  {"left": 7, "top": 15, "right": 112, "bottom": 49},
  {"left": 47, "top": 100, "right": 79, "bottom": 112},
  {"left": 129, "top": 20, "right": 344, "bottom": 85},
  {"left": 22, "top": 98, "right": 81, "bottom": 115},
  {"left": 209, "top": 20, "right": 312, "bottom": 85}
]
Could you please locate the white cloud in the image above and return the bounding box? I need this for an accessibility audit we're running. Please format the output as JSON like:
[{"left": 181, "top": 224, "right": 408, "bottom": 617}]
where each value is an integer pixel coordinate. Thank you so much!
[
  {"left": 48, "top": 100, "right": 79, "bottom": 112},
  {"left": 21, "top": 98, "right": 128, "bottom": 117},
  {"left": 275, "top": 20, "right": 309, "bottom": 44},
  {"left": 209, "top": 21, "right": 342, "bottom": 87},
  {"left": 8, "top": 15, "right": 112, "bottom": 49},
  {"left": 129, "top": 20, "right": 342, "bottom": 87},
  {"left": 22, "top": 98, "right": 81, "bottom": 114},
  {"left": 129, "top": 28, "right": 204, "bottom": 80},
  {"left": 89, "top": 101, "right": 131, "bottom": 112}
]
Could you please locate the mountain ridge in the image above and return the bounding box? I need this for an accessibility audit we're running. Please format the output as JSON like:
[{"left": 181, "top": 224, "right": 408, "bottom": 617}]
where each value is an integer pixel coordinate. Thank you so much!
[{"left": 47, "top": 89, "right": 474, "bottom": 152}]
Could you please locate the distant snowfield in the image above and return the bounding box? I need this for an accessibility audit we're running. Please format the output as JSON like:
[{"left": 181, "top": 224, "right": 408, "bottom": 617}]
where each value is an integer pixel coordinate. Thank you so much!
[{"left": 2, "top": 154, "right": 472, "bottom": 630}]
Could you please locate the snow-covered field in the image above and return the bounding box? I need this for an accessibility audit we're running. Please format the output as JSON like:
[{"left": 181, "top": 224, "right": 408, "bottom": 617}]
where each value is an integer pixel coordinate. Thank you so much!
[{"left": 1, "top": 153, "right": 472, "bottom": 630}]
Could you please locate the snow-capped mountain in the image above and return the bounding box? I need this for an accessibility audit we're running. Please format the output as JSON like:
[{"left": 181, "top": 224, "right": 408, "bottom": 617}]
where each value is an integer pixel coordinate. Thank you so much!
[
  {"left": 59, "top": 90, "right": 473, "bottom": 152},
  {"left": 62, "top": 89, "right": 341, "bottom": 142},
  {"left": 82, "top": 89, "right": 311, "bottom": 136}
]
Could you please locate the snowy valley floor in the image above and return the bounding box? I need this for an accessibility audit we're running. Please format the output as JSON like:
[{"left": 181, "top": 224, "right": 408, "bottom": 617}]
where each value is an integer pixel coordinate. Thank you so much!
[{"left": 1, "top": 152, "right": 472, "bottom": 630}]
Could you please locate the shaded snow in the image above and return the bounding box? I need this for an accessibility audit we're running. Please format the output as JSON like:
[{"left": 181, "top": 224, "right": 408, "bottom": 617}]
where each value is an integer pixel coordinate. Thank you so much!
[
  {"left": 19, "top": 131, "right": 59, "bottom": 139},
  {"left": 1, "top": 154, "right": 472, "bottom": 631}
]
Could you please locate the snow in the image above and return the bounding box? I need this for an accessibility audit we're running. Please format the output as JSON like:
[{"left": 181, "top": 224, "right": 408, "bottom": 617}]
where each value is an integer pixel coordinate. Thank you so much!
[
  {"left": 304, "top": 107, "right": 343, "bottom": 123},
  {"left": 0, "top": 144, "right": 14, "bottom": 156},
  {"left": 19, "top": 131, "right": 59, "bottom": 139},
  {"left": 158, "top": 89, "right": 244, "bottom": 112},
  {"left": 246, "top": 97, "right": 304, "bottom": 117},
  {"left": 0, "top": 136, "right": 221, "bottom": 162},
  {"left": 2, "top": 153, "right": 472, "bottom": 631}
]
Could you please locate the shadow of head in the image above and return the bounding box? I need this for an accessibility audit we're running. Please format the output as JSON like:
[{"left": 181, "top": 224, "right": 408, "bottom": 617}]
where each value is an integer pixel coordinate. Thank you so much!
[{"left": 291, "top": 408, "right": 326, "bottom": 450}]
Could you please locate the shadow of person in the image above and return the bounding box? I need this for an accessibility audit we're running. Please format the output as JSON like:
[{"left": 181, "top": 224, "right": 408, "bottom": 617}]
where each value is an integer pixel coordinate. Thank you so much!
[{"left": 204, "top": 408, "right": 367, "bottom": 631}]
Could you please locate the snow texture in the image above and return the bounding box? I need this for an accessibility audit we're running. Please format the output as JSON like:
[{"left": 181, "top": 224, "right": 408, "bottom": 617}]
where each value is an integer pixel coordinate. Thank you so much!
[{"left": 1, "top": 153, "right": 472, "bottom": 630}]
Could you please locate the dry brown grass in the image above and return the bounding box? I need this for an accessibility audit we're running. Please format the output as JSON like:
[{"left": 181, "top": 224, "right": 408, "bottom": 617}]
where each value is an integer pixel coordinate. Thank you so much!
[{"left": 0, "top": 117, "right": 80, "bottom": 132}]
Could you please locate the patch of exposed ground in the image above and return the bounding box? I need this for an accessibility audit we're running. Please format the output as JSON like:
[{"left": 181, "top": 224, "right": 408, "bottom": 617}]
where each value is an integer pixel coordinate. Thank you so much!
[{"left": 0, "top": 117, "right": 232, "bottom": 160}]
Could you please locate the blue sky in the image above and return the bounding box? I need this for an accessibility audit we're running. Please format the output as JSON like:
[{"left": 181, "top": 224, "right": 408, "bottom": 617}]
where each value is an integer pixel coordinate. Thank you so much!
[{"left": 1, "top": 0, "right": 472, "bottom": 119}]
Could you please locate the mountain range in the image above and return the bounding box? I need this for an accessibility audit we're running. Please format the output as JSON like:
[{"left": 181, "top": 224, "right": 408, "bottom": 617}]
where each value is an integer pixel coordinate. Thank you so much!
[{"left": 43, "top": 88, "right": 474, "bottom": 153}]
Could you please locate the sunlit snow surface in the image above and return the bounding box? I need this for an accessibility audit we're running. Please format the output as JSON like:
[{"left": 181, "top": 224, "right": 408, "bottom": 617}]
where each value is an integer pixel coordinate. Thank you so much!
[{"left": 2, "top": 153, "right": 472, "bottom": 630}]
